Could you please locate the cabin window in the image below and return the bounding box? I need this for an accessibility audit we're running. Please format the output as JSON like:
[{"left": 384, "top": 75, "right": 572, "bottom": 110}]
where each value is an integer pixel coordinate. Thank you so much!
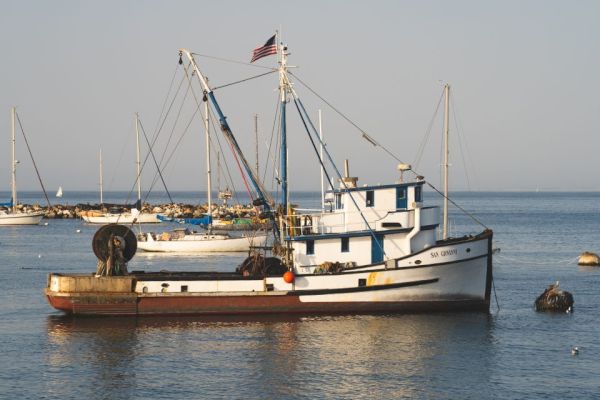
[
  {"left": 306, "top": 240, "right": 315, "bottom": 255},
  {"left": 341, "top": 237, "right": 349, "bottom": 253},
  {"left": 366, "top": 190, "right": 374, "bottom": 207},
  {"left": 396, "top": 187, "right": 407, "bottom": 209},
  {"left": 335, "top": 193, "right": 343, "bottom": 210},
  {"left": 415, "top": 186, "right": 422, "bottom": 202}
]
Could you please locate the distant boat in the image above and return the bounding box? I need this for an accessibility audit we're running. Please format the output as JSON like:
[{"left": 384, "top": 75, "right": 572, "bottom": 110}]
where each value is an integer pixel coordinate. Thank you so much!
[
  {"left": 80, "top": 115, "right": 160, "bottom": 224},
  {"left": 56, "top": 186, "right": 63, "bottom": 198},
  {"left": 0, "top": 107, "right": 45, "bottom": 226}
]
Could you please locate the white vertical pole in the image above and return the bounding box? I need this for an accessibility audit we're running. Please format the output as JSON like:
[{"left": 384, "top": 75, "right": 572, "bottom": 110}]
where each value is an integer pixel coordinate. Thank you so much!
[
  {"left": 255, "top": 114, "right": 259, "bottom": 176},
  {"left": 443, "top": 84, "right": 450, "bottom": 240},
  {"left": 11, "top": 107, "right": 17, "bottom": 213},
  {"left": 318, "top": 109, "right": 325, "bottom": 211},
  {"left": 99, "top": 148, "right": 104, "bottom": 205},
  {"left": 205, "top": 92, "right": 212, "bottom": 222},
  {"left": 135, "top": 113, "right": 141, "bottom": 204}
]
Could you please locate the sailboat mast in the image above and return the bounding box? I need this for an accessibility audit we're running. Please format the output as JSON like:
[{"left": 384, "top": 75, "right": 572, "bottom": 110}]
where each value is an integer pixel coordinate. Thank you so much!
[
  {"left": 99, "top": 148, "right": 104, "bottom": 205},
  {"left": 135, "top": 113, "right": 142, "bottom": 203},
  {"left": 442, "top": 84, "right": 450, "bottom": 240},
  {"left": 319, "top": 109, "right": 325, "bottom": 211},
  {"left": 255, "top": 114, "right": 259, "bottom": 176},
  {"left": 11, "top": 107, "right": 17, "bottom": 213},
  {"left": 204, "top": 93, "right": 212, "bottom": 221},
  {"left": 179, "top": 48, "right": 272, "bottom": 211},
  {"left": 278, "top": 33, "right": 289, "bottom": 213}
]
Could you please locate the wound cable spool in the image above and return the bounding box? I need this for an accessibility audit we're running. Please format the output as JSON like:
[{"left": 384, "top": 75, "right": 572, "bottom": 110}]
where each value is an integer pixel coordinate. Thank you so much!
[{"left": 92, "top": 224, "right": 137, "bottom": 262}]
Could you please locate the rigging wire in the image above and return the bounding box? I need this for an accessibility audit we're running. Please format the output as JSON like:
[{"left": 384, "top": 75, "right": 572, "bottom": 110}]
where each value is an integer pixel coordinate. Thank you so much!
[
  {"left": 212, "top": 70, "right": 277, "bottom": 91},
  {"left": 192, "top": 52, "right": 276, "bottom": 70},
  {"left": 14, "top": 112, "right": 51, "bottom": 208},
  {"left": 290, "top": 89, "right": 389, "bottom": 257},
  {"left": 289, "top": 71, "right": 488, "bottom": 230},
  {"left": 289, "top": 71, "right": 407, "bottom": 164},
  {"left": 413, "top": 89, "right": 444, "bottom": 170},
  {"left": 451, "top": 91, "right": 474, "bottom": 191},
  {"left": 264, "top": 95, "right": 281, "bottom": 190},
  {"left": 137, "top": 118, "right": 174, "bottom": 204}
]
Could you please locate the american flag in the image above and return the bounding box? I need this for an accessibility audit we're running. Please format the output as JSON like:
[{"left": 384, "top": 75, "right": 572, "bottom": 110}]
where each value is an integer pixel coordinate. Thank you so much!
[{"left": 251, "top": 35, "right": 277, "bottom": 63}]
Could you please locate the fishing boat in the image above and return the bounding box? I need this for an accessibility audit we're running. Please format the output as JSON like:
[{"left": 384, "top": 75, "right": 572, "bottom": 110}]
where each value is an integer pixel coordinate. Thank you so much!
[
  {"left": 81, "top": 115, "right": 160, "bottom": 224},
  {"left": 0, "top": 107, "right": 45, "bottom": 226},
  {"left": 45, "top": 37, "right": 493, "bottom": 316},
  {"left": 137, "top": 90, "right": 268, "bottom": 252}
]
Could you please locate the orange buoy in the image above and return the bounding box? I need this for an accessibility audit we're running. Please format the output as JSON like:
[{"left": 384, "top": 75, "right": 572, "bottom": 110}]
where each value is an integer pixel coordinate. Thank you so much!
[{"left": 283, "top": 271, "right": 295, "bottom": 283}]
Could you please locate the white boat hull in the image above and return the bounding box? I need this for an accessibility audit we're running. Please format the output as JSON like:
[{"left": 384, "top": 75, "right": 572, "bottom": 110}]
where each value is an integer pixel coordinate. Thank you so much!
[
  {"left": 45, "top": 231, "right": 493, "bottom": 315},
  {"left": 137, "top": 232, "right": 268, "bottom": 252},
  {"left": 0, "top": 211, "right": 45, "bottom": 225},
  {"left": 82, "top": 212, "right": 160, "bottom": 224}
]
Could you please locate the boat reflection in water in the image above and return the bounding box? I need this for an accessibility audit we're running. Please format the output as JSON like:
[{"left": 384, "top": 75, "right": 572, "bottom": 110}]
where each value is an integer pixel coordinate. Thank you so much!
[{"left": 45, "top": 313, "right": 495, "bottom": 398}]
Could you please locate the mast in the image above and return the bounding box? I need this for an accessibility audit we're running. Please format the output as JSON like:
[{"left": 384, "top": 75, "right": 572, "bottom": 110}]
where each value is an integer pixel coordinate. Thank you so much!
[
  {"left": 135, "top": 113, "right": 141, "bottom": 203},
  {"left": 278, "top": 33, "right": 289, "bottom": 214},
  {"left": 254, "top": 114, "right": 259, "bottom": 176},
  {"left": 99, "top": 148, "right": 104, "bottom": 205},
  {"left": 442, "top": 84, "right": 450, "bottom": 240},
  {"left": 204, "top": 90, "right": 212, "bottom": 224},
  {"left": 318, "top": 109, "right": 325, "bottom": 211},
  {"left": 11, "top": 107, "right": 17, "bottom": 213},
  {"left": 179, "top": 48, "right": 272, "bottom": 212}
]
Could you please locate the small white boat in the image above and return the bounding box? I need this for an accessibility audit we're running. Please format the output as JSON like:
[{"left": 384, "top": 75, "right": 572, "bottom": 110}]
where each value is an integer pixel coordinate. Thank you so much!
[
  {"left": 0, "top": 107, "right": 45, "bottom": 226},
  {"left": 56, "top": 186, "right": 63, "bottom": 198},
  {"left": 81, "top": 210, "right": 160, "bottom": 224},
  {"left": 81, "top": 116, "right": 160, "bottom": 225},
  {"left": 137, "top": 228, "right": 268, "bottom": 252}
]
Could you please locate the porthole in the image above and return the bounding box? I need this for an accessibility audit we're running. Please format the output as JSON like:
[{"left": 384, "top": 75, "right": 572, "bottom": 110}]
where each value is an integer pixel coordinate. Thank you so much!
[
  {"left": 415, "top": 260, "right": 422, "bottom": 265},
  {"left": 466, "top": 248, "right": 471, "bottom": 253}
]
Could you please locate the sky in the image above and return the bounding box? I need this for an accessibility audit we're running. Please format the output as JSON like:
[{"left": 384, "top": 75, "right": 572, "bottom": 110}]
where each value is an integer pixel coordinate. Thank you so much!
[{"left": 1, "top": 0, "right": 599, "bottom": 194}]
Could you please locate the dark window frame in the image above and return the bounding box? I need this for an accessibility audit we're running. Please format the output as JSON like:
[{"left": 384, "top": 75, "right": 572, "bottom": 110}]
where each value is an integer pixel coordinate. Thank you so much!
[
  {"left": 341, "top": 237, "right": 349, "bottom": 253},
  {"left": 306, "top": 240, "right": 315, "bottom": 255},
  {"left": 366, "top": 190, "right": 374, "bottom": 207}
]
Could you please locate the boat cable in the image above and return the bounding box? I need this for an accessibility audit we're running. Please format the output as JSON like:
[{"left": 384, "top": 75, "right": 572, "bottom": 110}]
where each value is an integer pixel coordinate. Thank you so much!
[
  {"left": 151, "top": 62, "right": 186, "bottom": 142},
  {"left": 136, "top": 119, "right": 174, "bottom": 204},
  {"left": 183, "top": 61, "right": 244, "bottom": 205},
  {"left": 289, "top": 71, "right": 408, "bottom": 165},
  {"left": 207, "top": 113, "right": 242, "bottom": 205},
  {"left": 15, "top": 112, "right": 51, "bottom": 208},
  {"left": 451, "top": 91, "right": 474, "bottom": 191},
  {"left": 413, "top": 90, "right": 444, "bottom": 171},
  {"left": 264, "top": 95, "right": 282, "bottom": 193},
  {"left": 289, "top": 71, "right": 489, "bottom": 231},
  {"left": 211, "top": 70, "right": 277, "bottom": 91},
  {"left": 492, "top": 277, "right": 500, "bottom": 312},
  {"left": 290, "top": 93, "right": 389, "bottom": 257},
  {"left": 191, "top": 52, "right": 276, "bottom": 70}
]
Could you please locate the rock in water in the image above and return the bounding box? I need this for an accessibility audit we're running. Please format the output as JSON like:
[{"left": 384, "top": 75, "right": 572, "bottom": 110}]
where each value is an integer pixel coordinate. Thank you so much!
[
  {"left": 578, "top": 251, "right": 600, "bottom": 266},
  {"left": 534, "top": 281, "right": 574, "bottom": 312}
]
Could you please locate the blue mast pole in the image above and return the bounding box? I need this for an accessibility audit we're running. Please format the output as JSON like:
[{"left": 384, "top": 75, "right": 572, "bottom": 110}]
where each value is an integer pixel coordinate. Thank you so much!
[{"left": 278, "top": 36, "right": 288, "bottom": 215}]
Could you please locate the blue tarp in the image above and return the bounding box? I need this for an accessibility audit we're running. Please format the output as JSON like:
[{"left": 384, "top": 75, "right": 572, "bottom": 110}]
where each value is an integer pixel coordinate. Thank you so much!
[{"left": 157, "top": 214, "right": 212, "bottom": 226}]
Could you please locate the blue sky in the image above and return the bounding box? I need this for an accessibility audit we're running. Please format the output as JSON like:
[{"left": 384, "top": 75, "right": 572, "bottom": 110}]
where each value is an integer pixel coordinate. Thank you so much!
[{"left": 1, "top": 1, "right": 599, "bottom": 193}]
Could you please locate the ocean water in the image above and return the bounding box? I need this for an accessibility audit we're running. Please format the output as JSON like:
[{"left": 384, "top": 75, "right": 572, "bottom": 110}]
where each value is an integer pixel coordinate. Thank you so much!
[{"left": 1, "top": 191, "right": 600, "bottom": 399}]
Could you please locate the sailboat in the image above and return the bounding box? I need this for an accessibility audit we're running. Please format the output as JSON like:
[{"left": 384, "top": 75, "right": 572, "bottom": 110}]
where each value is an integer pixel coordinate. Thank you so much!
[
  {"left": 0, "top": 107, "right": 45, "bottom": 226},
  {"left": 45, "top": 38, "right": 493, "bottom": 316},
  {"left": 80, "top": 115, "right": 160, "bottom": 224},
  {"left": 137, "top": 94, "right": 268, "bottom": 252},
  {"left": 56, "top": 186, "right": 63, "bottom": 198}
]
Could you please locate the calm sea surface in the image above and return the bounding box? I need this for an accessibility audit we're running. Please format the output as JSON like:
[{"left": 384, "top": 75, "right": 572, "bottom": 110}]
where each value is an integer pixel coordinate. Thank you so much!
[{"left": 1, "top": 191, "right": 600, "bottom": 399}]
